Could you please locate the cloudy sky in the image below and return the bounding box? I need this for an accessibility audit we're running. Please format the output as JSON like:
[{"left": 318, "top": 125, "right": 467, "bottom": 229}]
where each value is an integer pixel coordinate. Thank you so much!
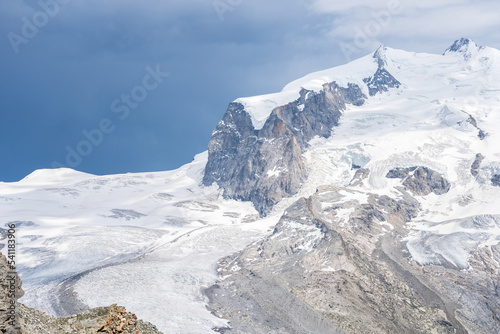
[{"left": 1, "top": 0, "right": 499, "bottom": 181}]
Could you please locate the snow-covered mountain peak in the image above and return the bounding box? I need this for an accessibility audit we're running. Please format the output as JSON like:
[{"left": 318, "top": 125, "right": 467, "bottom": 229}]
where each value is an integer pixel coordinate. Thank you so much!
[
  {"left": 444, "top": 37, "right": 484, "bottom": 60},
  {"left": 446, "top": 37, "right": 479, "bottom": 53},
  {"left": 4, "top": 168, "right": 93, "bottom": 187}
]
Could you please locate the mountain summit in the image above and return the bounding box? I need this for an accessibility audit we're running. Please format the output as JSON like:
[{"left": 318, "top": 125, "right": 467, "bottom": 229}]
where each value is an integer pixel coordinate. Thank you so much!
[{"left": 445, "top": 37, "right": 479, "bottom": 53}]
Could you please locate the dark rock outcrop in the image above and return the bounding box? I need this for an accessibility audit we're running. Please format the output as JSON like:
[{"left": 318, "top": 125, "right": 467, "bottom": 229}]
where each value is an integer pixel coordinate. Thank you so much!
[
  {"left": 444, "top": 38, "right": 483, "bottom": 61},
  {"left": 349, "top": 168, "right": 370, "bottom": 187},
  {"left": 470, "top": 153, "right": 484, "bottom": 177},
  {"left": 492, "top": 174, "right": 500, "bottom": 187},
  {"left": 386, "top": 166, "right": 417, "bottom": 179},
  {"left": 386, "top": 166, "right": 451, "bottom": 195},
  {"left": 458, "top": 113, "right": 487, "bottom": 140},
  {"left": 203, "top": 82, "right": 366, "bottom": 215},
  {"left": 362, "top": 47, "right": 401, "bottom": 96},
  {"left": 363, "top": 67, "right": 401, "bottom": 96},
  {"left": 446, "top": 38, "right": 475, "bottom": 53}
]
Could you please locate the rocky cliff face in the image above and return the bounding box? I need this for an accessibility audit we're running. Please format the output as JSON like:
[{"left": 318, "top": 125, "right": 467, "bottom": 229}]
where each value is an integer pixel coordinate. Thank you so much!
[
  {"left": 202, "top": 45, "right": 409, "bottom": 216},
  {"left": 0, "top": 253, "right": 162, "bottom": 334},
  {"left": 203, "top": 81, "right": 367, "bottom": 215},
  {"left": 206, "top": 167, "right": 500, "bottom": 333}
]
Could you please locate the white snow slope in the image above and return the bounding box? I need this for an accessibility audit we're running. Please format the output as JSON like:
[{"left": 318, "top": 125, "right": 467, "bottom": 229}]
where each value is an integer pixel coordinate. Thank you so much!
[{"left": 1, "top": 39, "right": 500, "bottom": 333}]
